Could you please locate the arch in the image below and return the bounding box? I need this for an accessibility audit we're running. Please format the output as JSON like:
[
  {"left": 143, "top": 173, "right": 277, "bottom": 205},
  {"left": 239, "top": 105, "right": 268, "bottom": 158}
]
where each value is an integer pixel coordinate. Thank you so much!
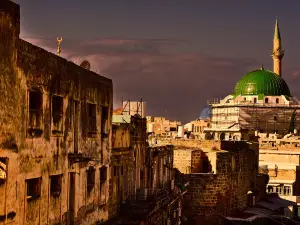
[
  {"left": 276, "top": 98, "right": 279, "bottom": 104},
  {"left": 265, "top": 98, "right": 269, "bottom": 103},
  {"left": 205, "top": 132, "right": 213, "bottom": 140},
  {"left": 254, "top": 97, "right": 257, "bottom": 103}
]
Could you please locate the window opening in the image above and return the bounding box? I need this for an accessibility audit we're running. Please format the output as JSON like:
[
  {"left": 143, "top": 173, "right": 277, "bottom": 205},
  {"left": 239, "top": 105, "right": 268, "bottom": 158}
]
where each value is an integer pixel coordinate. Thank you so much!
[
  {"left": 52, "top": 96, "right": 64, "bottom": 133},
  {"left": 50, "top": 174, "right": 62, "bottom": 197},
  {"left": 26, "top": 177, "right": 41, "bottom": 200}
]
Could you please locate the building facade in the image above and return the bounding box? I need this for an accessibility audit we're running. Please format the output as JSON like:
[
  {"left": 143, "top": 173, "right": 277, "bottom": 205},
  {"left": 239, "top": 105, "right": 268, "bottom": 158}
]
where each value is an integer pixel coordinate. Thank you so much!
[
  {"left": 0, "top": 1, "right": 112, "bottom": 224},
  {"left": 107, "top": 113, "right": 185, "bottom": 225},
  {"left": 146, "top": 116, "right": 181, "bottom": 138},
  {"left": 109, "top": 114, "right": 147, "bottom": 219},
  {"left": 259, "top": 136, "right": 300, "bottom": 207}
]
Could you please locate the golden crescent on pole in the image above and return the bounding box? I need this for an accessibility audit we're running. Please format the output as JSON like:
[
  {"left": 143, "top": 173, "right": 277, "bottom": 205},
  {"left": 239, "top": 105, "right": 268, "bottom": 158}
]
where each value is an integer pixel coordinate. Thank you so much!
[{"left": 57, "top": 37, "right": 63, "bottom": 56}]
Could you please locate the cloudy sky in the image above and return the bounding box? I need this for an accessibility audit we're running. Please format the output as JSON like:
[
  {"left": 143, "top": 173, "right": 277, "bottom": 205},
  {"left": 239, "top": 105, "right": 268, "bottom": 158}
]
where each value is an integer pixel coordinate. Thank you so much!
[{"left": 14, "top": 0, "right": 300, "bottom": 123}]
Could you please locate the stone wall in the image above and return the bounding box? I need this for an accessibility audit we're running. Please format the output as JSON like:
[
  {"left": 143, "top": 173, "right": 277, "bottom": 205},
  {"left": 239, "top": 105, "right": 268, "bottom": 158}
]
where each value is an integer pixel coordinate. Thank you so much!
[
  {"left": 0, "top": 1, "right": 113, "bottom": 224},
  {"left": 172, "top": 140, "right": 259, "bottom": 219}
]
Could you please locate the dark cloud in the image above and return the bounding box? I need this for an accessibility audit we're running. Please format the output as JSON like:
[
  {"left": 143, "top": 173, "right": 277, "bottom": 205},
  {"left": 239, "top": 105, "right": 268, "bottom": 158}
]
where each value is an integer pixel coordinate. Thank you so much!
[{"left": 23, "top": 35, "right": 300, "bottom": 123}]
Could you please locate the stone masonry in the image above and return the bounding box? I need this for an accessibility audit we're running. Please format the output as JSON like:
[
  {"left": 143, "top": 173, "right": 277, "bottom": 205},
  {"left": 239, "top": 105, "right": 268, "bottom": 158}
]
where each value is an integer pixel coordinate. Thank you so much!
[
  {"left": 169, "top": 139, "right": 261, "bottom": 220},
  {"left": 0, "top": 1, "right": 113, "bottom": 224}
]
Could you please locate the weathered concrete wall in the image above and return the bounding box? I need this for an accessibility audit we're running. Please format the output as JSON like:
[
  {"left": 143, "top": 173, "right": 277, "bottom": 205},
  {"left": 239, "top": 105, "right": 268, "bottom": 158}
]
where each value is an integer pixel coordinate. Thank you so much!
[{"left": 0, "top": 1, "right": 112, "bottom": 224}]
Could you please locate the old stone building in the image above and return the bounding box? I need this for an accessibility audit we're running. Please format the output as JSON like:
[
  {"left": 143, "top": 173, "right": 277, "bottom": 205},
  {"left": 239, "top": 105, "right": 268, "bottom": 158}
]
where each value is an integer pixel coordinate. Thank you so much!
[
  {"left": 106, "top": 111, "right": 186, "bottom": 225},
  {"left": 146, "top": 116, "right": 182, "bottom": 138},
  {"left": 0, "top": 1, "right": 112, "bottom": 224},
  {"left": 170, "top": 139, "right": 261, "bottom": 220},
  {"left": 109, "top": 114, "right": 147, "bottom": 219}
]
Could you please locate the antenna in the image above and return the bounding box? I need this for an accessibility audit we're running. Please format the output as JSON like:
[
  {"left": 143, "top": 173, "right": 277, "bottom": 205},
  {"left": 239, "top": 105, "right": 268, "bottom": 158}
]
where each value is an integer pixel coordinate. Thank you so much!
[{"left": 80, "top": 60, "right": 91, "bottom": 70}]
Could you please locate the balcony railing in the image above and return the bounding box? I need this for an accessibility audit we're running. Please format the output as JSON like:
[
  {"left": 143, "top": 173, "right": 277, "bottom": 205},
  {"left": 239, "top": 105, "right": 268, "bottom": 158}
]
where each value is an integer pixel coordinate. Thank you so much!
[{"left": 120, "top": 186, "right": 176, "bottom": 219}]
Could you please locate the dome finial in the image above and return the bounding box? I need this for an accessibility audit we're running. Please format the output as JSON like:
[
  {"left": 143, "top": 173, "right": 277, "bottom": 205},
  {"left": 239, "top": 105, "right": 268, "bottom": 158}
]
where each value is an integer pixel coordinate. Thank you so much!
[{"left": 261, "top": 64, "right": 264, "bottom": 70}]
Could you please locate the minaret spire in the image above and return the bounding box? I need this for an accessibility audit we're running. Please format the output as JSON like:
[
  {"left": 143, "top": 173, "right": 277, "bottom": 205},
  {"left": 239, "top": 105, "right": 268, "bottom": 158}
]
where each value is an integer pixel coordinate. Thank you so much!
[{"left": 272, "top": 17, "right": 284, "bottom": 77}]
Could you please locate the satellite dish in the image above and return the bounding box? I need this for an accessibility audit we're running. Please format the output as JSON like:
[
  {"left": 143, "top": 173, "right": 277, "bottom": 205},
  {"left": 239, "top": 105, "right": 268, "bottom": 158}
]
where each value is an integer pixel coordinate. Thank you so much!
[{"left": 80, "top": 60, "right": 91, "bottom": 70}]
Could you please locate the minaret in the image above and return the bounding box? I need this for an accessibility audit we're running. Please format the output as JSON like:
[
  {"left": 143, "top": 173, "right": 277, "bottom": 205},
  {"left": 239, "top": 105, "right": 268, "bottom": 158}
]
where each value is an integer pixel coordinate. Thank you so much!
[{"left": 272, "top": 17, "right": 284, "bottom": 76}]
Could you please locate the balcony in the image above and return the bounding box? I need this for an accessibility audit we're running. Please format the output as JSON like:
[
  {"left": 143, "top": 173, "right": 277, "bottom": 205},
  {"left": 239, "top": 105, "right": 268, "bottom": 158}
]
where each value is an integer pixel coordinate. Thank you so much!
[{"left": 120, "top": 187, "right": 176, "bottom": 220}]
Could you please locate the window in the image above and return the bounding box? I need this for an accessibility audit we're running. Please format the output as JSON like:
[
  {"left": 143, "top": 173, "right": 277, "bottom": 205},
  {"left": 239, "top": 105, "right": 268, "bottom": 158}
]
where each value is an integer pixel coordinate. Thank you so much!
[
  {"left": 26, "top": 177, "right": 41, "bottom": 200},
  {"left": 0, "top": 158, "right": 7, "bottom": 185},
  {"left": 265, "top": 98, "right": 269, "bottom": 104},
  {"left": 113, "top": 166, "right": 118, "bottom": 177},
  {"left": 87, "top": 103, "right": 97, "bottom": 134},
  {"left": 87, "top": 168, "right": 95, "bottom": 195},
  {"left": 202, "top": 157, "right": 210, "bottom": 173},
  {"left": 101, "top": 106, "right": 109, "bottom": 135},
  {"left": 276, "top": 98, "right": 279, "bottom": 104},
  {"left": 52, "top": 96, "right": 63, "bottom": 133},
  {"left": 170, "top": 127, "right": 176, "bottom": 132},
  {"left": 50, "top": 174, "right": 62, "bottom": 198},
  {"left": 68, "top": 99, "right": 74, "bottom": 130},
  {"left": 254, "top": 98, "right": 257, "bottom": 103},
  {"left": 100, "top": 167, "right": 107, "bottom": 204},
  {"left": 28, "top": 90, "right": 43, "bottom": 132}
]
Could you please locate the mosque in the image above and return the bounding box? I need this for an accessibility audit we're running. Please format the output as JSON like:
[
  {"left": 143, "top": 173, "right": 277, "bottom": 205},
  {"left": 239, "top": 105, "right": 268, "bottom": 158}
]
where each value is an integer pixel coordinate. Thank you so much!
[{"left": 204, "top": 18, "right": 300, "bottom": 141}]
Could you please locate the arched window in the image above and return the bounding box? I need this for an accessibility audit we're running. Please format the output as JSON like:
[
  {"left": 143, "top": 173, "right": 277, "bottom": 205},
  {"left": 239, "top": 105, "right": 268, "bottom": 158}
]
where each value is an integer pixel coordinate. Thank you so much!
[
  {"left": 254, "top": 98, "right": 257, "bottom": 103},
  {"left": 276, "top": 98, "right": 279, "bottom": 104},
  {"left": 265, "top": 98, "right": 269, "bottom": 104}
]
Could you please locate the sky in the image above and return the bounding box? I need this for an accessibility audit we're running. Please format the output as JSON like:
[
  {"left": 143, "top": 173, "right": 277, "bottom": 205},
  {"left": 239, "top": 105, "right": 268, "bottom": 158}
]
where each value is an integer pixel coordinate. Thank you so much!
[{"left": 13, "top": 0, "right": 300, "bottom": 123}]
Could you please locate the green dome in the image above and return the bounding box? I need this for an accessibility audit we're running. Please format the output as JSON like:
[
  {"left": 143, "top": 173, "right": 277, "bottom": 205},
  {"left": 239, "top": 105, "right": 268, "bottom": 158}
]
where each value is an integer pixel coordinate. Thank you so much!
[{"left": 234, "top": 69, "right": 291, "bottom": 96}]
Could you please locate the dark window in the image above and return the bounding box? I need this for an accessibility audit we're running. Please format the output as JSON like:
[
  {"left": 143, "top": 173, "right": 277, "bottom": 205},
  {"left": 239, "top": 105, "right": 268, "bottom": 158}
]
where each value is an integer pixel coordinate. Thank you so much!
[
  {"left": 29, "top": 91, "right": 43, "bottom": 130},
  {"left": 101, "top": 106, "right": 109, "bottom": 134},
  {"left": 0, "top": 158, "right": 7, "bottom": 185},
  {"left": 87, "top": 103, "right": 97, "bottom": 133},
  {"left": 170, "top": 127, "right": 177, "bottom": 132},
  {"left": 68, "top": 99, "right": 74, "bottom": 130},
  {"left": 87, "top": 168, "right": 95, "bottom": 194},
  {"left": 100, "top": 167, "right": 107, "bottom": 182},
  {"left": 26, "top": 177, "right": 41, "bottom": 200},
  {"left": 113, "top": 166, "right": 118, "bottom": 177},
  {"left": 276, "top": 98, "right": 279, "bottom": 104},
  {"left": 121, "top": 165, "right": 124, "bottom": 175},
  {"left": 52, "top": 96, "right": 64, "bottom": 132},
  {"left": 254, "top": 98, "right": 257, "bottom": 103},
  {"left": 202, "top": 157, "right": 210, "bottom": 173},
  {"left": 100, "top": 167, "right": 107, "bottom": 204},
  {"left": 265, "top": 98, "right": 269, "bottom": 104},
  {"left": 50, "top": 174, "right": 62, "bottom": 198}
]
